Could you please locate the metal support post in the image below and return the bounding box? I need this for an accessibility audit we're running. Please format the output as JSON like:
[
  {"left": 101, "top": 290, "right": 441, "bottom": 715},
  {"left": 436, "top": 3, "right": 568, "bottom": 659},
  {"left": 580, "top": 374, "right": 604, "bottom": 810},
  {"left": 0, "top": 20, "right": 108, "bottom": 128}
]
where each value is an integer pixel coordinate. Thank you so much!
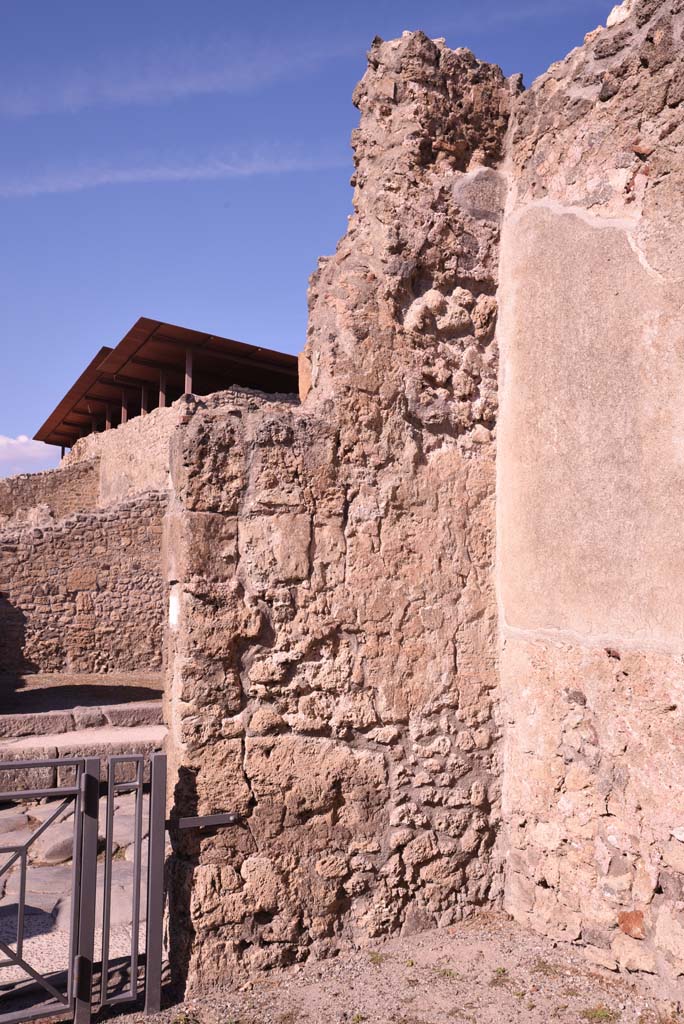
[
  {"left": 73, "top": 758, "right": 99, "bottom": 1024},
  {"left": 144, "top": 753, "right": 167, "bottom": 1015}
]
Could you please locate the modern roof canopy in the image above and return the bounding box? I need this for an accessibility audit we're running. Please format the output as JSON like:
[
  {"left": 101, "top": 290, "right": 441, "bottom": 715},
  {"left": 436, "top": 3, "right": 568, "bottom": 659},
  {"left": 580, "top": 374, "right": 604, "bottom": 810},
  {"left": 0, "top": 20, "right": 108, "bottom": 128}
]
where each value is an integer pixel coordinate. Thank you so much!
[{"left": 34, "top": 317, "right": 299, "bottom": 449}]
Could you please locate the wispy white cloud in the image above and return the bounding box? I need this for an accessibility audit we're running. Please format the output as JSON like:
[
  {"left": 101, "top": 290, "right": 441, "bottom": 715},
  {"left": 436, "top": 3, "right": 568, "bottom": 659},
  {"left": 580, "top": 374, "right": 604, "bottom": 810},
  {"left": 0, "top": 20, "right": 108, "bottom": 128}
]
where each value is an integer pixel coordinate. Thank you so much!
[
  {"left": 0, "top": 436, "right": 60, "bottom": 479},
  {"left": 0, "top": 150, "right": 349, "bottom": 199},
  {"left": 0, "top": 38, "right": 358, "bottom": 118},
  {"left": 0, "top": 7, "right": 607, "bottom": 119}
]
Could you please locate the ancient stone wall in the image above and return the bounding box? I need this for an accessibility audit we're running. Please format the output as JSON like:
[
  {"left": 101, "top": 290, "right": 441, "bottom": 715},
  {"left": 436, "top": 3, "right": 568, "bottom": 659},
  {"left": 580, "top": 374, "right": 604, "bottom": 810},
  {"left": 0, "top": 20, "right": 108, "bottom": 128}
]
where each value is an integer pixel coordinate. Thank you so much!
[
  {"left": 2, "top": 0, "right": 682, "bottom": 999},
  {"left": 498, "top": 0, "right": 684, "bottom": 992},
  {"left": 164, "top": 35, "right": 517, "bottom": 992},
  {"left": 64, "top": 403, "right": 183, "bottom": 506},
  {"left": 0, "top": 460, "right": 99, "bottom": 526},
  {"left": 0, "top": 492, "right": 166, "bottom": 675},
  {"left": 0, "top": 402, "right": 181, "bottom": 530}
]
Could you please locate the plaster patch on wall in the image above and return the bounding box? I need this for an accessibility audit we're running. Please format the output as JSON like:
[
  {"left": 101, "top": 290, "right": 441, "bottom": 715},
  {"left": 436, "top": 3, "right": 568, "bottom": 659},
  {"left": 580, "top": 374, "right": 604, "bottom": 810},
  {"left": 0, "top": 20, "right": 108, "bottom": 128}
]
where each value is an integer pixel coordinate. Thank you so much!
[
  {"left": 497, "top": 203, "right": 684, "bottom": 646},
  {"left": 169, "top": 585, "right": 181, "bottom": 629}
]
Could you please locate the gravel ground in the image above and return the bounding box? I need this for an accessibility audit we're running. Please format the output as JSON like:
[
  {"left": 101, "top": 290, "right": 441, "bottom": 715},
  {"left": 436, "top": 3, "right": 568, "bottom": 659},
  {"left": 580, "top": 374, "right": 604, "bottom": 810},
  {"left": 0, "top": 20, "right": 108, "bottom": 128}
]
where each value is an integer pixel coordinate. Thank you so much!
[{"left": 114, "top": 913, "right": 680, "bottom": 1024}]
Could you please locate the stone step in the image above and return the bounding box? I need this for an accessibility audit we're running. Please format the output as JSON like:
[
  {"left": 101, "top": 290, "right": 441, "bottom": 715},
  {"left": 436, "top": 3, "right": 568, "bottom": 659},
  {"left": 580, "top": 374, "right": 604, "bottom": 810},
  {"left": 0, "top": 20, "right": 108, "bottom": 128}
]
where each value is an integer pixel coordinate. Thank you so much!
[
  {"left": 0, "top": 700, "right": 164, "bottom": 739},
  {"left": 1, "top": 671, "right": 164, "bottom": 716},
  {"left": 0, "top": 724, "right": 167, "bottom": 792}
]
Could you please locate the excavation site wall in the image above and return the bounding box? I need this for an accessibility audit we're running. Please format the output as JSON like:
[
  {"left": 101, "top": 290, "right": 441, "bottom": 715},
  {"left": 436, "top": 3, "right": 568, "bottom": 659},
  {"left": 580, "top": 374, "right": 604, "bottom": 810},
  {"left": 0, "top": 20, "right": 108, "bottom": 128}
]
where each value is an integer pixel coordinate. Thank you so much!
[
  {"left": 64, "top": 403, "right": 182, "bottom": 506},
  {"left": 498, "top": 0, "right": 684, "bottom": 990},
  {"left": 0, "top": 492, "right": 166, "bottom": 676},
  {"left": 0, "top": 405, "right": 183, "bottom": 681},
  {"left": 1, "top": 0, "right": 683, "bottom": 1001},
  {"left": 0, "top": 460, "right": 99, "bottom": 525},
  {"left": 163, "top": 36, "right": 514, "bottom": 991}
]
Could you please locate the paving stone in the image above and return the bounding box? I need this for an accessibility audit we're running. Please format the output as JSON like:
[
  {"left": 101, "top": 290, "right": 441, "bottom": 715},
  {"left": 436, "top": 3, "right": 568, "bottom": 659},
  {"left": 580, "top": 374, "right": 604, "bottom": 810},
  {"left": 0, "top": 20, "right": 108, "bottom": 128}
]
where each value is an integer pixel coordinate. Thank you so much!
[
  {"left": 0, "top": 813, "right": 28, "bottom": 834},
  {"left": 114, "top": 792, "right": 147, "bottom": 814},
  {"left": 71, "top": 706, "right": 108, "bottom": 730},
  {"left": 25, "top": 800, "right": 74, "bottom": 824},
  {"left": 56, "top": 871, "right": 145, "bottom": 930},
  {"left": 0, "top": 897, "right": 61, "bottom": 950},
  {"left": 0, "top": 828, "right": 34, "bottom": 850},
  {"left": 109, "top": 860, "right": 135, "bottom": 886},
  {"left": 95, "top": 884, "right": 146, "bottom": 926},
  {"left": 113, "top": 813, "right": 149, "bottom": 848},
  {"left": 0, "top": 727, "right": 166, "bottom": 782},
  {"left": 0, "top": 890, "right": 61, "bottom": 918},
  {"left": 5, "top": 863, "right": 74, "bottom": 896},
  {"left": 26, "top": 801, "right": 73, "bottom": 826},
  {"left": 0, "top": 803, "right": 24, "bottom": 819},
  {"left": 0, "top": 711, "right": 75, "bottom": 739},
  {"left": 53, "top": 897, "right": 76, "bottom": 930},
  {"left": 124, "top": 842, "right": 150, "bottom": 865},
  {"left": 104, "top": 702, "right": 164, "bottom": 729},
  {"left": 30, "top": 820, "right": 78, "bottom": 865}
]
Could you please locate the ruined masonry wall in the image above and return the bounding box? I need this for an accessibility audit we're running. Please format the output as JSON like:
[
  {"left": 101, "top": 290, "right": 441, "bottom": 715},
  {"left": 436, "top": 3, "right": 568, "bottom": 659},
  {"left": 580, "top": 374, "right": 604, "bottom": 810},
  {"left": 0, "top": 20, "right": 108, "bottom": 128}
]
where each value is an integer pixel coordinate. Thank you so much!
[
  {"left": 498, "top": 0, "right": 684, "bottom": 995},
  {"left": 0, "top": 402, "right": 182, "bottom": 525},
  {"left": 0, "top": 460, "right": 99, "bottom": 525},
  {"left": 164, "top": 35, "right": 516, "bottom": 991},
  {"left": 64, "top": 402, "right": 183, "bottom": 507},
  {"left": 0, "top": 492, "right": 166, "bottom": 675},
  {"left": 3, "top": 0, "right": 683, "bottom": 1000}
]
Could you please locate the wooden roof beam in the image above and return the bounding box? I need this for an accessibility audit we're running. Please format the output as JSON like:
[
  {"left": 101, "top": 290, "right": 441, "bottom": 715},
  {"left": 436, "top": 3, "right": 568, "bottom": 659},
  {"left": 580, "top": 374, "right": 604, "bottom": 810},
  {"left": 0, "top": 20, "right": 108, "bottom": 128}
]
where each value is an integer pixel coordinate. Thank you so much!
[
  {"left": 129, "top": 356, "right": 191, "bottom": 375},
  {"left": 145, "top": 334, "right": 294, "bottom": 373}
]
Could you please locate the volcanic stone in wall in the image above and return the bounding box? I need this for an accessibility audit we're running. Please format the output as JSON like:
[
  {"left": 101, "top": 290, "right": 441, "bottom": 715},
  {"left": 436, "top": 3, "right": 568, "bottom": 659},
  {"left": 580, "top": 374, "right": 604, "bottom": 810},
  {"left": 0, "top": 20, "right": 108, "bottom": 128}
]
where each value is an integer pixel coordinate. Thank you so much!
[
  {"left": 0, "top": 493, "right": 166, "bottom": 675},
  {"left": 165, "top": 33, "right": 518, "bottom": 993}
]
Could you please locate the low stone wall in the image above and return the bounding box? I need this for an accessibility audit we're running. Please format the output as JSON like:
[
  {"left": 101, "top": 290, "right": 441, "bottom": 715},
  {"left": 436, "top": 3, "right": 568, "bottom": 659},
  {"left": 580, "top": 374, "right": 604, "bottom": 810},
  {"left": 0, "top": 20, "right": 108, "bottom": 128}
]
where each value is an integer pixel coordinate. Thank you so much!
[
  {"left": 0, "top": 492, "right": 167, "bottom": 675},
  {"left": 0, "top": 460, "right": 99, "bottom": 525}
]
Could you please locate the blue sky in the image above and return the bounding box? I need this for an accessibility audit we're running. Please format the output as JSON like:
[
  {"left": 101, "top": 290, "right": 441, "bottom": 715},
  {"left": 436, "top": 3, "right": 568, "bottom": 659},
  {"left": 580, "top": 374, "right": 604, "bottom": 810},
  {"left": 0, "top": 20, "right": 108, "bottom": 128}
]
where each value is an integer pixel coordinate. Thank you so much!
[{"left": 0, "top": 0, "right": 611, "bottom": 477}]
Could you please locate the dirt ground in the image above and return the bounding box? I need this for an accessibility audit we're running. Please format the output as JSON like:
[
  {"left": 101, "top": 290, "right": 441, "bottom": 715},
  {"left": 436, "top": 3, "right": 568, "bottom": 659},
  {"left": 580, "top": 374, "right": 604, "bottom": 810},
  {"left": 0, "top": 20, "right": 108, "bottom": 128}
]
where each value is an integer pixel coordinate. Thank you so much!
[{"left": 122, "top": 913, "right": 680, "bottom": 1024}]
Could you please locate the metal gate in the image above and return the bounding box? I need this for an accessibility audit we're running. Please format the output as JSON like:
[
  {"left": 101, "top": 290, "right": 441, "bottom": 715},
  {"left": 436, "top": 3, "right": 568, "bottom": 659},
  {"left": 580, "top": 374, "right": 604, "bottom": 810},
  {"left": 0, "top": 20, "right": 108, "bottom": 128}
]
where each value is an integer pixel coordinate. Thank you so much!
[{"left": 0, "top": 753, "right": 167, "bottom": 1024}]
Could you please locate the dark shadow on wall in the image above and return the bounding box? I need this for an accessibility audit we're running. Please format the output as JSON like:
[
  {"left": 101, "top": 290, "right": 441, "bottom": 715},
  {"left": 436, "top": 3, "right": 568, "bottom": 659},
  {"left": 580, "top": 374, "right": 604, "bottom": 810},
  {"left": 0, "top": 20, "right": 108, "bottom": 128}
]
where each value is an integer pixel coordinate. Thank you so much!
[
  {"left": 166, "top": 766, "right": 200, "bottom": 1000},
  {"left": 0, "top": 593, "right": 37, "bottom": 680},
  {"left": 2, "top": 682, "right": 162, "bottom": 714}
]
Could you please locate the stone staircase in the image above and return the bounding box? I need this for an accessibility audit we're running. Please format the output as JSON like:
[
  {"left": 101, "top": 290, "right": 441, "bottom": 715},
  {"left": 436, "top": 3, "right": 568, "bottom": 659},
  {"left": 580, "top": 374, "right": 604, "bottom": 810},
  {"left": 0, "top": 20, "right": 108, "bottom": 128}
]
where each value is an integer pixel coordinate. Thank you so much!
[{"left": 0, "top": 672, "right": 166, "bottom": 771}]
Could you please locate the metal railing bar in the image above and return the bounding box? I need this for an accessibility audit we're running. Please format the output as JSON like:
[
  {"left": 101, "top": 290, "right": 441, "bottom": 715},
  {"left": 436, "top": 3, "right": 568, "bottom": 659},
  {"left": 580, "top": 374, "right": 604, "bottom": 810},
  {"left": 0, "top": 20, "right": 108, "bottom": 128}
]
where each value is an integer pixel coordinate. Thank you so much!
[
  {"left": 173, "top": 812, "right": 239, "bottom": 830},
  {"left": 0, "top": 846, "right": 21, "bottom": 897},
  {"left": 0, "top": 758, "right": 84, "bottom": 771},
  {"left": 104, "top": 989, "right": 143, "bottom": 1006},
  {"left": 0, "top": 798, "right": 74, "bottom": 881},
  {"left": 0, "top": 788, "right": 79, "bottom": 802},
  {"left": 97, "top": 953, "right": 147, "bottom": 1006},
  {"left": 73, "top": 758, "right": 99, "bottom": 1024},
  {"left": 16, "top": 849, "right": 26, "bottom": 962},
  {"left": 128, "top": 757, "right": 145, "bottom": 1001},
  {"left": 0, "top": 1001, "right": 70, "bottom": 1024},
  {"left": 100, "top": 756, "right": 144, "bottom": 1007},
  {"left": 67, "top": 762, "right": 85, "bottom": 1007},
  {"left": 144, "top": 752, "right": 167, "bottom": 1016},
  {"left": 99, "top": 759, "right": 116, "bottom": 1005}
]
